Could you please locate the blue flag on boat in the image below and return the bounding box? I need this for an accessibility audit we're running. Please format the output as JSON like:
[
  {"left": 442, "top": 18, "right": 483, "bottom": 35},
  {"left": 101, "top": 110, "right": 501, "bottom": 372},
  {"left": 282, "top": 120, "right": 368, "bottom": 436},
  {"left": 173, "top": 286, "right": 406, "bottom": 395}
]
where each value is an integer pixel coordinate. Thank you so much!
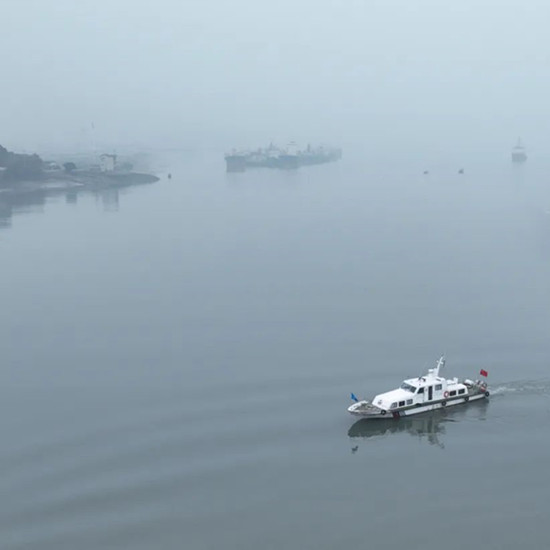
[{"left": 350, "top": 393, "right": 359, "bottom": 402}]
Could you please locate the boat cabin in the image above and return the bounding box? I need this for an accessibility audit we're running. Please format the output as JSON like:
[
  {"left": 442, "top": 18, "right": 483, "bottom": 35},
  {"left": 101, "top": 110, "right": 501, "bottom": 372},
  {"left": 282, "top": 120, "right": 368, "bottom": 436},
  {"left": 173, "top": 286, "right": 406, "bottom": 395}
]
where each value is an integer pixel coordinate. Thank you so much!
[{"left": 372, "top": 359, "right": 468, "bottom": 412}]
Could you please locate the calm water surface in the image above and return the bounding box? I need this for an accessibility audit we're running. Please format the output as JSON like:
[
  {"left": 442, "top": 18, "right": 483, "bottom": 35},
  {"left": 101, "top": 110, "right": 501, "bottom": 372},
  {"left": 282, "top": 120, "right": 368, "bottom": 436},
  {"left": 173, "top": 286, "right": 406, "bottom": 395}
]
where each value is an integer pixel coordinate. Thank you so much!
[{"left": 1, "top": 150, "right": 549, "bottom": 549}]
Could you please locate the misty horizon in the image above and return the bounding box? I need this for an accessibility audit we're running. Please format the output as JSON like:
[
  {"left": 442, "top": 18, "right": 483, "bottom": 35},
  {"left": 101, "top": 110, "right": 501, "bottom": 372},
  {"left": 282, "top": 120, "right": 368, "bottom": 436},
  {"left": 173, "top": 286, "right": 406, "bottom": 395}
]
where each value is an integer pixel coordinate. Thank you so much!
[{"left": 2, "top": 0, "right": 549, "bottom": 157}]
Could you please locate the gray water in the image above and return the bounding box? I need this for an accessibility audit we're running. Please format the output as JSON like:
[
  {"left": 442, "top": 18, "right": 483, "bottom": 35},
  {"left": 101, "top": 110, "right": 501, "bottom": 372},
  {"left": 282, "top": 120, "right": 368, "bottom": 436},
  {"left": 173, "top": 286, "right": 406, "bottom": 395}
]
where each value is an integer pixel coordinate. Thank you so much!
[{"left": 1, "top": 150, "right": 549, "bottom": 549}]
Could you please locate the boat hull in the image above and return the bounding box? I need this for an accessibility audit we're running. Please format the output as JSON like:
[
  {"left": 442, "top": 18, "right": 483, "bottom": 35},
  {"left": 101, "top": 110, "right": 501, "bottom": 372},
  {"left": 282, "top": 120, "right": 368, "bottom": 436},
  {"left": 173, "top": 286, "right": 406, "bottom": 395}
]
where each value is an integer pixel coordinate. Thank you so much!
[
  {"left": 225, "top": 155, "right": 247, "bottom": 172},
  {"left": 348, "top": 392, "right": 487, "bottom": 419}
]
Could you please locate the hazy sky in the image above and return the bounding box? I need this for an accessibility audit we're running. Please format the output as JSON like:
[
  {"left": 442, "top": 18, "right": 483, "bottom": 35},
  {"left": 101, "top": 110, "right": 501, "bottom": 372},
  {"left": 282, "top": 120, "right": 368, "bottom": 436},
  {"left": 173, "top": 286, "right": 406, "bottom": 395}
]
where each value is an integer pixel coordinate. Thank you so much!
[{"left": 2, "top": 0, "right": 549, "bottom": 154}]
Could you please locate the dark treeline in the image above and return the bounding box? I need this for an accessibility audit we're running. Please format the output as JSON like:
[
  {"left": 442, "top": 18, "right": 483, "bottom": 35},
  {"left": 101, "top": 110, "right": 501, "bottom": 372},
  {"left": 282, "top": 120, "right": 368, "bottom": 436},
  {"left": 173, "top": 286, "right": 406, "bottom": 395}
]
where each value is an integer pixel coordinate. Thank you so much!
[{"left": 0, "top": 144, "right": 43, "bottom": 181}]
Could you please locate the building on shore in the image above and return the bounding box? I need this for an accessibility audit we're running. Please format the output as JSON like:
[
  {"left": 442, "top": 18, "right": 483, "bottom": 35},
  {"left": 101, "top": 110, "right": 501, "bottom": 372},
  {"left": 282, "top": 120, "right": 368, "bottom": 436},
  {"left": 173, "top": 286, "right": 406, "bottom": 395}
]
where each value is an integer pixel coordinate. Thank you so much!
[{"left": 100, "top": 153, "right": 117, "bottom": 172}]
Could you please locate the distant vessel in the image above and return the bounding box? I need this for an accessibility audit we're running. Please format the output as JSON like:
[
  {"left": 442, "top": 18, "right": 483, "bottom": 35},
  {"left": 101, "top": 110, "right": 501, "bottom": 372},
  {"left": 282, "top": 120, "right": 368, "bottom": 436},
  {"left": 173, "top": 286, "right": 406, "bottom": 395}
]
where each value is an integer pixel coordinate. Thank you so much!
[
  {"left": 348, "top": 356, "right": 489, "bottom": 419},
  {"left": 277, "top": 141, "right": 300, "bottom": 170},
  {"left": 224, "top": 151, "right": 247, "bottom": 172},
  {"left": 224, "top": 143, "right": 342, "bottom": 172},
  {"left": 299, "top": 143, "right": 342, "bottom": 166},
  {"left": 511, "top": 138, "right": 527, "bottom": 163}
]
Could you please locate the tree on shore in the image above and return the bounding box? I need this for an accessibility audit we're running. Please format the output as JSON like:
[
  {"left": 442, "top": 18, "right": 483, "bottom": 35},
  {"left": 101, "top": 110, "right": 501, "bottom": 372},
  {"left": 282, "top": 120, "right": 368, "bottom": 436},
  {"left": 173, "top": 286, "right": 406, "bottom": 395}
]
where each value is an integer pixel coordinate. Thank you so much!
[
  {"left": 0, "top": 145, "right": 9, "bottom": 166},
  {"left": 0, "top": 144, "right": 43, "bottom": 181}
]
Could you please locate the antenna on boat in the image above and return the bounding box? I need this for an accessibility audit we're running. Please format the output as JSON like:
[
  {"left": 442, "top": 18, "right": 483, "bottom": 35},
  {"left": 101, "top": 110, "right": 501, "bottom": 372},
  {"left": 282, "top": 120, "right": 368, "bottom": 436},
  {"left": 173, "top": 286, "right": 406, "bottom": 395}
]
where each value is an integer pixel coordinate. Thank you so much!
[{"left": 434, "top": 355, "right": 445, "bottom": 377}]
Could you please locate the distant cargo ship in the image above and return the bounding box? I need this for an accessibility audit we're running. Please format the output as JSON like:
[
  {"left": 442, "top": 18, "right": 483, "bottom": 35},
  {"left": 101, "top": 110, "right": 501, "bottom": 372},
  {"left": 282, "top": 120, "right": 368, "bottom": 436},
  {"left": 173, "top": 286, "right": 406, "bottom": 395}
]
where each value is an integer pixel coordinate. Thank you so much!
[
  {"left": 511, "top": 139, "right": 527, "bottom": 163},
  {"left": 224, "top": 151, "right": 247, "bottom": 172},
  {"left": 224, "top": 143, "right": 342, "bottom": 172}
]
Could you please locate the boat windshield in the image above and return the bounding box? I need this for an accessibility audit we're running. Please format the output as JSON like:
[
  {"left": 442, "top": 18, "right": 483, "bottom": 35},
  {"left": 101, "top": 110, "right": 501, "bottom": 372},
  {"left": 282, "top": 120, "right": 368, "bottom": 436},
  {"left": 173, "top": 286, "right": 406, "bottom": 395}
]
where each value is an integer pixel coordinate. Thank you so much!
[{"left": 400, "top": 382, "right": 417, "bottom": 393}]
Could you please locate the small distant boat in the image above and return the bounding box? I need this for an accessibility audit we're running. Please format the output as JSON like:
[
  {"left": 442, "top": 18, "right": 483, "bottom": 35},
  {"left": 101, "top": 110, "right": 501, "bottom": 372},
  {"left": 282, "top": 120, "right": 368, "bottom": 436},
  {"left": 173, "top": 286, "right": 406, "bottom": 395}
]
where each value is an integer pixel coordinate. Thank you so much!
[
  {"left": 511, "top": 138, "right": 527, "bottom": 163},
  {"left": 348, "top": 356, "right": 489, "bottom": 419}
]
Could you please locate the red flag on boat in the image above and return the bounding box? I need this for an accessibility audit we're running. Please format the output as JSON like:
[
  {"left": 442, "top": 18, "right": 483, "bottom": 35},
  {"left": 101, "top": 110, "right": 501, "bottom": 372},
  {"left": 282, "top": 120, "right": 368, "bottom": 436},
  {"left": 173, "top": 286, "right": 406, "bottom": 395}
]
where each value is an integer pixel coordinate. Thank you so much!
[{"left": 480, "top": 369, "right": 488, "bottom": 377}]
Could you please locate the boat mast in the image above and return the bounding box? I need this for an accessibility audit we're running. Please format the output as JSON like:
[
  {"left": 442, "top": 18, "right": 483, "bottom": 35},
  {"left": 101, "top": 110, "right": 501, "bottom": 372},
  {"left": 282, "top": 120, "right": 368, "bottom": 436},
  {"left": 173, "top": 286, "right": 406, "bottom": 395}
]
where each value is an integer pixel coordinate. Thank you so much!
[{"left": 434, "top": 356, "right": 445, "bottom": 377}]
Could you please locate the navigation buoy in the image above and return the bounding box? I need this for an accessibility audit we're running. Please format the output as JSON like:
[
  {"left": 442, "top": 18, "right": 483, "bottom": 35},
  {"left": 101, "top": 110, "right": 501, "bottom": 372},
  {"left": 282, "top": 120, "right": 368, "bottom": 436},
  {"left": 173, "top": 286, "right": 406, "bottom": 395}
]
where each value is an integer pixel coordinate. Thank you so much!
[{"left": 167, "top": 173, "right": 172, "bottom": 179}]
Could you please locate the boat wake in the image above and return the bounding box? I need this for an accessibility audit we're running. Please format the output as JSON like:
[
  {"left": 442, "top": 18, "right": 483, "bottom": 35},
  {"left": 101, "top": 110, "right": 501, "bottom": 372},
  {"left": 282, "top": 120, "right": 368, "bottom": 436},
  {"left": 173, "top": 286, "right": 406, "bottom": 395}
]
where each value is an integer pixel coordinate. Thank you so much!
[{"left": 490, "top": 379, "right": 550, "bottom": 397}]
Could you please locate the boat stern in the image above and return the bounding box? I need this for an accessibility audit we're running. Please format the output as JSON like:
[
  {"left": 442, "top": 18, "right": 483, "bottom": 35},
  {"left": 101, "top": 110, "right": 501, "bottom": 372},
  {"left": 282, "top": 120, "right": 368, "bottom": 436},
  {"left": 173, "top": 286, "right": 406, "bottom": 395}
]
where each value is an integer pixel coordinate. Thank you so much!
[{"left": 347, "top": 400, "right": 385, "bottom": 418}]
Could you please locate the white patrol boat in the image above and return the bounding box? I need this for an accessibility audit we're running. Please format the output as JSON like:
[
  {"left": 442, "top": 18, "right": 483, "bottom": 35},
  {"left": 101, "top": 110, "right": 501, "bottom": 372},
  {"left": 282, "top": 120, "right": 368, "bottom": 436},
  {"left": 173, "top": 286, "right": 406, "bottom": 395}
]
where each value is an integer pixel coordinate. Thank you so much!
[{"left": 348, "top": 356, "right": 489, "bottom": 419}]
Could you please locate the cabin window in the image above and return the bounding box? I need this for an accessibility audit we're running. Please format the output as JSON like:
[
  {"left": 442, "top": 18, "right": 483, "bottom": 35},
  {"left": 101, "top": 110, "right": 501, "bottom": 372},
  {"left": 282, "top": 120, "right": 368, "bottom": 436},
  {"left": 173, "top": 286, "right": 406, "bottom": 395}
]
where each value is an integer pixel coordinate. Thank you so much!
[
  {"left": 400, "top": 383, "right": 417, "bottom": 392},
  {"left": 458, "top": 389, "right": 465, "bottom": 395},
  {"left": 417, "top": 387, "right": 424, "bottom": 394},
  {"left": 450, "top": 390, "right": 457, "bottom": 396},
  {"left": 398, "top": 401, "right": 405, "bottom": 407},
  {"left": 390, "top": 402, "right": 397, "bottom": 409},
  {"left": 406, "top": 399, "right": 413, "bottom": 405},
  {"left": 435, "top": 384, "right": 442, "bottom": 391}
]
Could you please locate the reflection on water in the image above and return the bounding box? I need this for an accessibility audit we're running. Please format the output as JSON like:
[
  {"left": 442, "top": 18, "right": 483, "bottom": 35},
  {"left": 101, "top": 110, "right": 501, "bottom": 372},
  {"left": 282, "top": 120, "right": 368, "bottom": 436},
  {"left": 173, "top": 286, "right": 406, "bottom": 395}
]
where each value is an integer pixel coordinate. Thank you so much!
[
  {"left": 96, "top": 188, "right": 119, "bottom": 212},
  {"left": 0, "top": 191, "right": 47, "bottom": 229},
  {"left": 348, "top": 401, "right": 489, "bottom": 450},
  {"left": 349, "top": 414, "right": 447, "bottom": 449},
  {"left": 536, "top": 209, "right": 550, "bottom": 258},
  {"left": 65, "top": 190, "right": 78, "bottom": 204},
  {"left": 0, "top": 185, "right": 123, "bottom": 229},
  {"left": 0, "top": 201, "right": 12, "bottom": 228}
]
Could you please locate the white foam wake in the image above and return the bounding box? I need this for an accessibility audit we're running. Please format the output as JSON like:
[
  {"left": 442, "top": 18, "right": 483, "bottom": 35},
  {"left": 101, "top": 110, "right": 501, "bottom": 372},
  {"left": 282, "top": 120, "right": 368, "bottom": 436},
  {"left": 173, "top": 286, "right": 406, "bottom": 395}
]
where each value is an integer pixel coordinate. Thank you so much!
[{"left": 490, "top": 379, "right": 550, "bottom": 396}]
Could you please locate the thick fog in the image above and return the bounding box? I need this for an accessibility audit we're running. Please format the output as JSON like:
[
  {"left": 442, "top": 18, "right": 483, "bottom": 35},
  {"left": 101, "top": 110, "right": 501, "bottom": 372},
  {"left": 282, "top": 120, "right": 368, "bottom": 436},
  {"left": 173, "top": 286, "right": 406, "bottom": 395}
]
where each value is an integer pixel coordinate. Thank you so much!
[
  {"left": 2, "top": 0, "right": 549, "bottom": 156},
  {"left": 2, "top": 4, "right": 550, "bottom": 548}
]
